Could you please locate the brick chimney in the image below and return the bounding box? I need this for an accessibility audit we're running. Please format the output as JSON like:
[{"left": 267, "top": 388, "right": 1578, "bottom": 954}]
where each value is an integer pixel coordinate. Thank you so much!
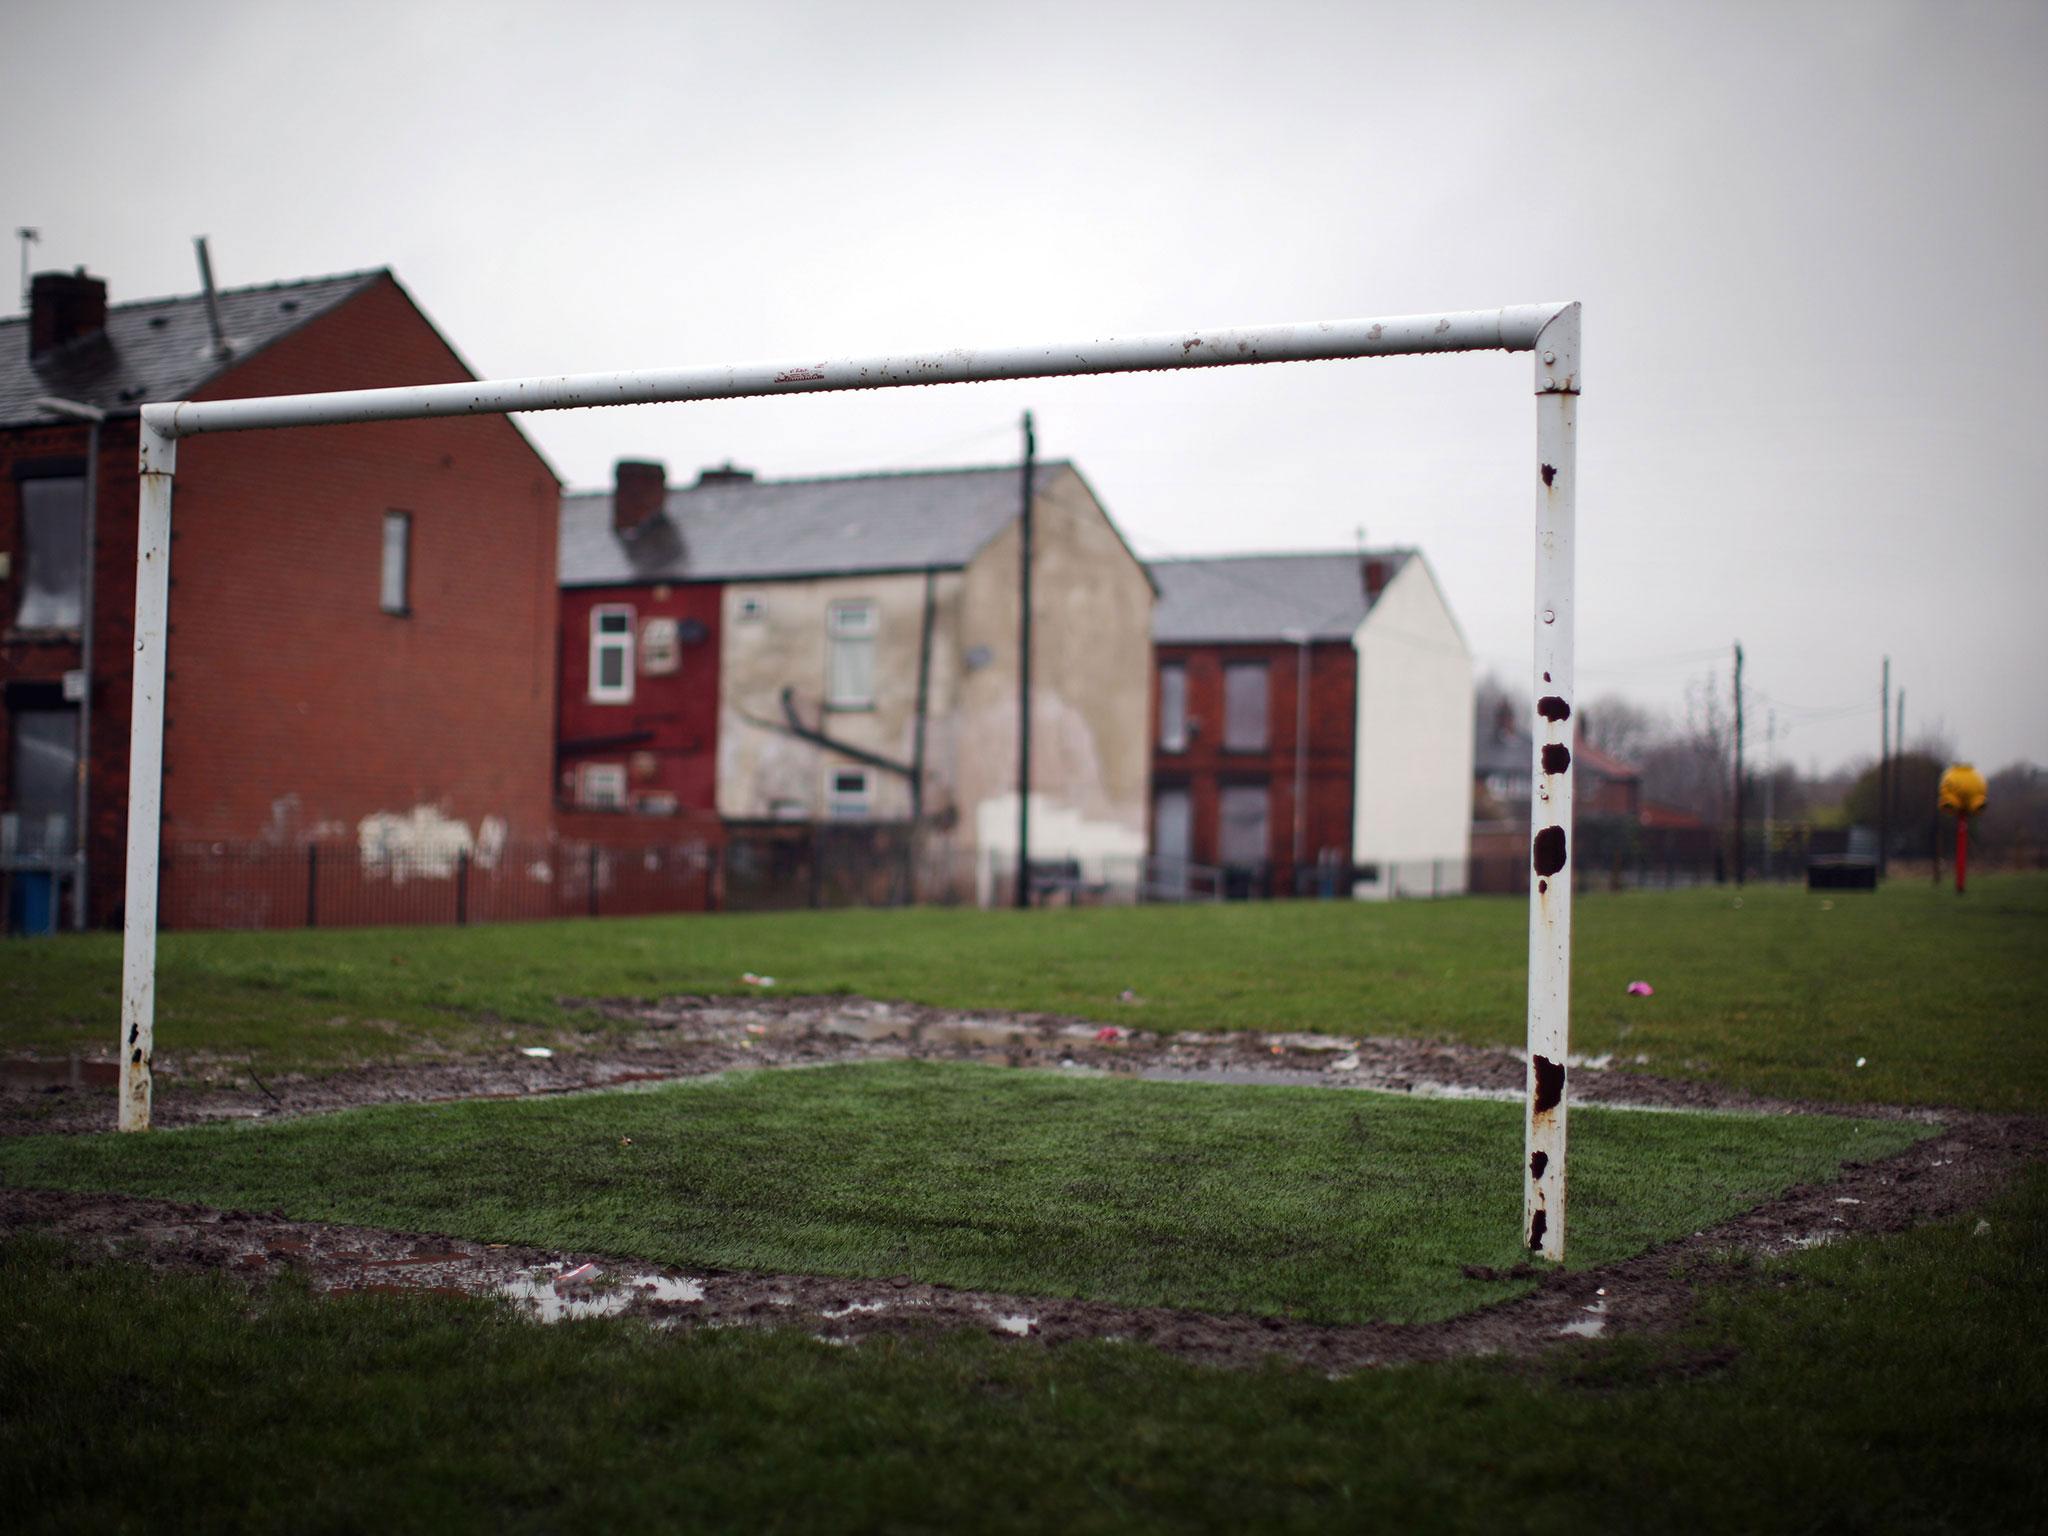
[
  {"left": 29, "top": 269, "right": 108, "bottom": 357},
  {"left": 1361, "top": 555, "right": 1392, "bottom": 601},
  {"left": 695, "top": 461, "right": 755, "bottom": 487},
  {"left": 613, "top": 460, "right": 667, "bottom": 534}
]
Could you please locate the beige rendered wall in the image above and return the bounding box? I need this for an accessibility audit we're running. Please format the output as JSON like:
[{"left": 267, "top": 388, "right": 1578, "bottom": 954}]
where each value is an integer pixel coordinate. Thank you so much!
[
  {"left": 956, "top": 466, "right": 1153, "bottom": 890},
  {"left": 1351, "top": 555, "right": 1475, "bottom": 897},
  {"left": 717, "top": 570, "right": 965, "bottom": 822}
]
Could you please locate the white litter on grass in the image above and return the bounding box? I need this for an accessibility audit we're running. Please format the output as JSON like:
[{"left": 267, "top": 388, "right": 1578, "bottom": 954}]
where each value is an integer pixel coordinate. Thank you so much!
[
  {"left": 1835, "top": 1197, "right": 1863, "bottom": 1205},
  {"left": 1974, "top": 1220, "right": 1992, "bottom": 1238},
  {"left": 1855, "top": 1057, "right": 1867, "bottom": 1068},
  {"left": 1330, "top": 1053, "right": 1361, "bottom": 1072},
  {"left": 520, "top": 1047, "right": 554, "bottom": 1059},
  {"left": 992, "top": 1313, "right": 1036, "bottom": 1337}
]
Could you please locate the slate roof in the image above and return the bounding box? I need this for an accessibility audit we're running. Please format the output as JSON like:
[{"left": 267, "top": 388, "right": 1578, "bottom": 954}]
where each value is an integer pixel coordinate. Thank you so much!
[
  {"left": 0, "top": 269, "right": 384, "bottom": 428},
  {"left": 559, "top": 462, "right": 1073, "bottom": 586},
  {"left": 1147, "top": 551, "right": 1410, "bottom": 644}
]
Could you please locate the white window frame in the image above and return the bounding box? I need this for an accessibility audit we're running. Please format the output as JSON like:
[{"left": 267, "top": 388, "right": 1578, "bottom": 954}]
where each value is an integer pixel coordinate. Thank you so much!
[
  {"left": 825, "top": 598, "right": 877, "bottom": 709},
  {"left": 589, "top": 603, "right": 635, "bottom": 703},
  {"left": 578, "top": 762, "right": 628, "bottom": 809},
  {"left": 826, "top": 765, "right": 873, "bottom": 819}
]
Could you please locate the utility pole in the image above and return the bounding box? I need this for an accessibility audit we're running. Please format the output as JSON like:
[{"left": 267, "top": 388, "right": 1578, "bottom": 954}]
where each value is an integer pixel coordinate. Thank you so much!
[
  {"left": 1732, "top": 642, "right": 1745, "bottom": 885},
  {"left": 1879, "top": 657, "right": 1891, "bottom": 880},
  {"left": 1895, "top": 688, "right": 1906, "bottom": 862},
  {"left": 1763, "top": 707, "right": 1776, "bottom": 882},
  {"left": 1013, "top": 411, "right": 1035, "bottom": 910}
]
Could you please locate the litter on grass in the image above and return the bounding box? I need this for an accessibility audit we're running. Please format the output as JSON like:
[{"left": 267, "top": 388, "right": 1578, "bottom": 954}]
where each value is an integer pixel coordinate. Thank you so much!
[
  {"left": 741, "top": 973, "right": 777, "bottom": 988},
  {"left": 519, "top": 1047, "right": 554, "bottom": 1059},
  {"left": 1626, "top": 981, "right": 1655, "bottom": 997}
]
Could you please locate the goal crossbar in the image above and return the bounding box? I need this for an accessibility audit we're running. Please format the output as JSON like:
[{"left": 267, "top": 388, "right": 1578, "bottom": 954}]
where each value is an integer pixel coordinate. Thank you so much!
[{"left": 120, "top": 300, "right": 1583, "bottom": 1259}]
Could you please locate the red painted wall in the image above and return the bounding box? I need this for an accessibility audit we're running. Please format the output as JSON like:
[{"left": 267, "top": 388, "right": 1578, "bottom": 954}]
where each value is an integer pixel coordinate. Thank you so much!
[
  {"left": 1151, "top": 640, "right": 1356, "bottom": 893},
  {"left": 556, "top": 582, "right": 723, "bottom": 816}
]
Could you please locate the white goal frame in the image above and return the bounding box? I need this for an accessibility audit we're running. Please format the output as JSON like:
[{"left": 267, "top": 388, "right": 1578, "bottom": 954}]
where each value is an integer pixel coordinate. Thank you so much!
[{"left": 117, "top": 301, "right": 1583, "bottom": 1259}]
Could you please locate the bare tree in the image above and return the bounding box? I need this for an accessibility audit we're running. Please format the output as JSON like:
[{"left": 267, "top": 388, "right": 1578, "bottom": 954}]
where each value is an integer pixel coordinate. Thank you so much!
[{"left": 1577, "top": 693, "right": 1665, "bottom": 765}]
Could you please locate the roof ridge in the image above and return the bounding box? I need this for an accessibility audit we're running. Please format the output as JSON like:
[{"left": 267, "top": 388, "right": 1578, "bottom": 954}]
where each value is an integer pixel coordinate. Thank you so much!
[
  {"left": 1148, "top": 547, "right": 1412, "bottom": 565},
  {"left": 0, "top": 268, "right": 387, "bottom": 329},
  {"left": 561, "top": 458, "right": 1073, "bottom": 499}
]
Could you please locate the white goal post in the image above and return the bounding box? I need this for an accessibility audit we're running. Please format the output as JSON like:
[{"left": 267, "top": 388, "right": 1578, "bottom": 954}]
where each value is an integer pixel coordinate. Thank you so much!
[{"left": 118, "top": 302, "right": 1583, "bottom": 1259}]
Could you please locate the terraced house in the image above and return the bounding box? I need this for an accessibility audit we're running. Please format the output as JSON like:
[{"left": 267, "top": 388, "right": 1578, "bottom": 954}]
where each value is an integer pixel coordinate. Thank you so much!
[
  {"left": 0, "top": 262, "right": 560, "bottom": 930},
  {"left": 557, "top": 458, "right": 1155, "bottom": 903},
  {"left": 1148, "top": 550, "right": 1473, "bottom": 899}
]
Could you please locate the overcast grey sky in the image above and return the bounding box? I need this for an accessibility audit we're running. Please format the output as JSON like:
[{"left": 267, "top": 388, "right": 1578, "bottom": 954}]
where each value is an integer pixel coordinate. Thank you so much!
[{"left": 8, "top": 0, "right": 2045, "bottom": 773}]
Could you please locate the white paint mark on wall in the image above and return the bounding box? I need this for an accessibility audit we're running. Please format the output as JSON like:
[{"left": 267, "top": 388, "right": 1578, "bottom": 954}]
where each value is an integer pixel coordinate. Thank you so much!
[
  {"left": 475, "top": 816, "right": 508, "bottom": 871},
  {"left": 358, "top": 806, "right": 474, "bottom": 883}
]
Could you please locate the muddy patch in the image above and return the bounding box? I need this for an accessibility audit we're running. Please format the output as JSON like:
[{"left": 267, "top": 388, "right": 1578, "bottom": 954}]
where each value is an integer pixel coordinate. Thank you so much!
[
  {"left": 0, "top": 992, "right": 1935, "bottom": 1138},
  {"left": 4, "top": 1112, "right": 2039, "bottom": 1373}
]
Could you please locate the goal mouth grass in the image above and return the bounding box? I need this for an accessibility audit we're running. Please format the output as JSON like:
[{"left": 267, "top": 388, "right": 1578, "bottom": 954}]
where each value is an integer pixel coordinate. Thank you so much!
[{"left": 0, "top": 1061, "right": 1927, "bottom": 1325}]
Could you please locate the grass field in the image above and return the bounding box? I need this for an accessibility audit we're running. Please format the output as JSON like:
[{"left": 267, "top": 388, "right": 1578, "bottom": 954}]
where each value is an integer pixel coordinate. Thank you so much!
[
  {"left": 5, "top": 1166, "right": 2043, "bottom": 1535},
  {"left": 4, "top": 879, "right": 2043, "bottom": 1530},
  {"left": 0, "top": 1062, "right": 1924, "bottom": 1323},
  {"left": 4, "top": 874, "right": 2045, "bottom": 1111}
]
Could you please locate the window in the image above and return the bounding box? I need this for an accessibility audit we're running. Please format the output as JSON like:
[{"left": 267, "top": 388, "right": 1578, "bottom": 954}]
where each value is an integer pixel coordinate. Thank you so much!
[
  {"left": 577, "top": 763, "right": 627, "bottom": 809},
  {"left": 826, "top": 766, "right": 872, "bottom": 819},
  {"left": 1152, "top": 786, "right": 1191, "bottom": 863},
  {"left": 826, "top": 600, "right": 876, "bottom": 708},
  {"left": 10, "top": 707, "right": 79, "bottom": 843},
  {"left": 15, "top": 475, "right": 85, "bottom": 630},
  {"left": 1223, "top": 663, "right": 1269, "bottom": 752},
  {"left": 1218, "top": 783, "right": 1270, "bottom": 868},
  {"left": 589, "top": 605, "right": 634, "bottom": 702},
  {"left": 1158, "top": 663, "right": 1188, "bottom": 753},
  {"left": 380, "top": 512, "right": 411, "bottom": 615},
  {"left": 641, "top": 616, "right": 680, "bottom": 675}
]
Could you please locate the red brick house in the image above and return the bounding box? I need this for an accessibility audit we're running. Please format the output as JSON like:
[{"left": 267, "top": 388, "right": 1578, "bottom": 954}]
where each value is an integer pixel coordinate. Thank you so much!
[
  {"left": 1, "top": 265, "right": 561, "bottom": 928},
  {"left": 554, "top": 461, "right": 725, "bottom": 823},
  {"left": 1148, "top": 551, "right": 1473, "bottom": 899}
]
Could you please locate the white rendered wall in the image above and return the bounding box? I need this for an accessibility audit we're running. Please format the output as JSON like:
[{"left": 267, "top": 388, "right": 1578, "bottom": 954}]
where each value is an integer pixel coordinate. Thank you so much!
[{"left": 1351, "top": 557, "right": 1475, "bottom": 898}]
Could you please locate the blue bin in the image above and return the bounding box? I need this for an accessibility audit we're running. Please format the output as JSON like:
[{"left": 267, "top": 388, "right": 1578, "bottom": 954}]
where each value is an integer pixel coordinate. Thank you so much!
[{"left": 9, "top": 871, "right": 57, "bottom": 936}]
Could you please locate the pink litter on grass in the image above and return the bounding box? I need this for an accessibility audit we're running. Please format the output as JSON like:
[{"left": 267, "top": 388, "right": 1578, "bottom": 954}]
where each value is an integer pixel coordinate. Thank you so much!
[
  {"left": 1626, "top": 981, "right": 1655, "bottom": 997},
  {"left": 1094, "top": 1026, "right": 1123, "bottom": 1042}
]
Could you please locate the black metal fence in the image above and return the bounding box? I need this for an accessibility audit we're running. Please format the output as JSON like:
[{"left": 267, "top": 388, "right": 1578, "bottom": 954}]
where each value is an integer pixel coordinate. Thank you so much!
[{"left": 158, "top": 838, "right": 718, "bottom": 931}]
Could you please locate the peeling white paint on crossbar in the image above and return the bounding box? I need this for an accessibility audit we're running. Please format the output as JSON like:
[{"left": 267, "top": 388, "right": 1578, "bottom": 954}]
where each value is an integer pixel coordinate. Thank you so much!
[{"left": 120, "top": 301, "right": 1584, "bottom": 1261}]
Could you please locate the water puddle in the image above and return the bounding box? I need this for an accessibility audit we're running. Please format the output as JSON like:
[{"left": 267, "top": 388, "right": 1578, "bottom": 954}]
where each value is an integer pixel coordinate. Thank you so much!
[
  {"left": 496, "top": 1265, "right": 704, "bottom": 1323},
  {"left": 1557, "top": 1299, "right": 1607, "bottom": 1339},
  {"left": 990, "top": 1312, "right": 1036, "bottom": 1336}
]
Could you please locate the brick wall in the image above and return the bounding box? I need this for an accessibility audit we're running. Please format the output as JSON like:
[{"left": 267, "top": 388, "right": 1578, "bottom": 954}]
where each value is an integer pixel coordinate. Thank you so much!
[
  {"left": 0, "top": 416, "right": 141, "bottom": 925},
  {"left": 159, "top": 276, "right": 560, "bottom": 867},
  {"left": 556, "top": 581, "right": 723, "bottom": 815},
  {"left": 0, "top": 274, "right": 560, "bottom": 925},
  {"left": 1151, "top": 640, "right": 1356, "bottom": 892}
]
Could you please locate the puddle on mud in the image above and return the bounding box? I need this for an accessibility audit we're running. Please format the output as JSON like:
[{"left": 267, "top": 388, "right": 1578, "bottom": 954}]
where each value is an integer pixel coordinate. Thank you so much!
[
  {"left": 497, "top": 1265, "right": 705, "bottom": 1323},
  {"left": 1557, "top": 1299, "right": 1608, "bottom": 1339},
  {"left": 990, "top": 1312, "right": 1037, "bottom": 1336}
]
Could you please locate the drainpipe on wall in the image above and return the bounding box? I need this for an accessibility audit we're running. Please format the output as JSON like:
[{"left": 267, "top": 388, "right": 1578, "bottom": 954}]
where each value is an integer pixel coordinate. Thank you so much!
[
  {"left": 1283, "top": 626, "right": 1309, "bottom": 879},
  {"left": 33, "top": 395, "right": 105, "bottom": 931}
]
